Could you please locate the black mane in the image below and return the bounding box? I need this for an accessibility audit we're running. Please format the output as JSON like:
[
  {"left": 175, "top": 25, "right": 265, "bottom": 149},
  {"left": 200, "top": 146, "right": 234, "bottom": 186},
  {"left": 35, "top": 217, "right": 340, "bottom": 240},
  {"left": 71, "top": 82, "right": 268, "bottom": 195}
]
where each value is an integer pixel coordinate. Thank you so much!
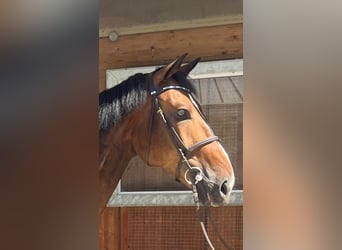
[
  {"left": 99, "top": 71, "right": 196, "bottom": 132},
  {"left": 99, "top": 73, "right": 148, "bottom": 132}
]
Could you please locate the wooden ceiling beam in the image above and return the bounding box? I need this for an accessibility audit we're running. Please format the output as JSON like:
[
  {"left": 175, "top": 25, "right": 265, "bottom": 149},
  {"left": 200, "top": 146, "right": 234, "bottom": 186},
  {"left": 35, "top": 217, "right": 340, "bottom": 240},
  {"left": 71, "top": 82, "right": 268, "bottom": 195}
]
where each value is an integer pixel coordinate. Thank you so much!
[{"left": 99, "top": 23, "right": 243, "bottom": 92}]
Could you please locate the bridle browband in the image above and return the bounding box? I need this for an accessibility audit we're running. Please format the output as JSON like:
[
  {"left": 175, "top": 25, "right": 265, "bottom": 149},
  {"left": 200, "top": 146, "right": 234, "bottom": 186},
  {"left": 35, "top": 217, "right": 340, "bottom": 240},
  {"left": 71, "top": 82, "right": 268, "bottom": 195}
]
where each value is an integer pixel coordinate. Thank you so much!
[{"left": 148, "top": 74, "right": 219, "bottom": 184}]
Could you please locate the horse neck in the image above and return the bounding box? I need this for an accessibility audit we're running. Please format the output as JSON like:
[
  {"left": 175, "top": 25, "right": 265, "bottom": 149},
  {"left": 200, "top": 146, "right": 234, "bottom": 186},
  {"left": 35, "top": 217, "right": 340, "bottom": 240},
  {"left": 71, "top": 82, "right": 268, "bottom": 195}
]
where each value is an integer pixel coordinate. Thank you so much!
[
  {"left": 99, "top": 123, "right": 135, "bottom": 212},
  {"left": 99, "top": 105, "right": 150, "bottom": 212}
]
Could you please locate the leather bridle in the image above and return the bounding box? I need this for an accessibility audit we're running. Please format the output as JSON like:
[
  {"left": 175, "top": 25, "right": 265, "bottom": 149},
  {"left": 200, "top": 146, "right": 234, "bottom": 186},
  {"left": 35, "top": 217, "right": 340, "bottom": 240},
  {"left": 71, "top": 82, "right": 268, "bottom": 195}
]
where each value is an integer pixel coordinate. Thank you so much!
[{"left": 148, "top": 74, "right": 220, "bottom": 185}]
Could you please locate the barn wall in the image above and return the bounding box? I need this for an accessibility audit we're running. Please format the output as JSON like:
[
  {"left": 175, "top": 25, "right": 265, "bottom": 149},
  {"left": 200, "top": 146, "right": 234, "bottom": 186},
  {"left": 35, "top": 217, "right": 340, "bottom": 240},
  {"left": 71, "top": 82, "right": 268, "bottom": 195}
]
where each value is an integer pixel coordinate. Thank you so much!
[{"left": 100, "top": 206, "right": 243, "bottom": 250}]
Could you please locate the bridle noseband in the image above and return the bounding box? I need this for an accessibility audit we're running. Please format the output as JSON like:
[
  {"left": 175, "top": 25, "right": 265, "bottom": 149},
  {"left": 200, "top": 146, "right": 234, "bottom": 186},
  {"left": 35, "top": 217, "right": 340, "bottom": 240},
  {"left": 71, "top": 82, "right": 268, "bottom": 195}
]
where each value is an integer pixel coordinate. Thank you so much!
[{"left": 148, "top": 74, "right": 220, "bottom": 185}]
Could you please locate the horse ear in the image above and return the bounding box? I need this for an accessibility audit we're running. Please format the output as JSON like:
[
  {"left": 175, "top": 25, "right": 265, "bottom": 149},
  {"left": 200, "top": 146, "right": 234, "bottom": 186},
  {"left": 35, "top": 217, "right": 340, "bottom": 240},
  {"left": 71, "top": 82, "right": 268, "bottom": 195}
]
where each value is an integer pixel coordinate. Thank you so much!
[
  {"left": 179, "top": 57, "right": 201, "bottom": 76},
  {"left": 153, "top": 53, "right": 188, "bottom": 84}
]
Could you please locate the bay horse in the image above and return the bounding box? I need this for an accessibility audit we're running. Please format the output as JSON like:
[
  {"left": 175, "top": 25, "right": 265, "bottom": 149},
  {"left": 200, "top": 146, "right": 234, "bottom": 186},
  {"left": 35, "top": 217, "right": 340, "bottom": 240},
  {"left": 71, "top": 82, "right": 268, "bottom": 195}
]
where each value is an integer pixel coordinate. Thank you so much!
[{"left": 99, "top": 54, "right": 235, "bottom": 212}]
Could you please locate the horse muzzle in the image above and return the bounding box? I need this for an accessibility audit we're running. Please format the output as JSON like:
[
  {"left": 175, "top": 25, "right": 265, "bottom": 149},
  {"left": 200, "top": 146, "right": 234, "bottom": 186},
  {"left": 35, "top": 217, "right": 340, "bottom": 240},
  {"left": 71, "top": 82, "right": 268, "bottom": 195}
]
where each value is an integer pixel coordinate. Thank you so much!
[{"left": 185, "top": 167, "right": 234, "bottom": 207}]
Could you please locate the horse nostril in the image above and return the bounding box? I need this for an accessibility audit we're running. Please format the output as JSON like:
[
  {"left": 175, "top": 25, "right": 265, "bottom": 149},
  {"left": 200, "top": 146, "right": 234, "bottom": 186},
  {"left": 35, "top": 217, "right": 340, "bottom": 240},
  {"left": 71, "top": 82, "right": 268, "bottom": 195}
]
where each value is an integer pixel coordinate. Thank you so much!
[{"left": 220, "top": 180, "right": 229, "bottom": 196}]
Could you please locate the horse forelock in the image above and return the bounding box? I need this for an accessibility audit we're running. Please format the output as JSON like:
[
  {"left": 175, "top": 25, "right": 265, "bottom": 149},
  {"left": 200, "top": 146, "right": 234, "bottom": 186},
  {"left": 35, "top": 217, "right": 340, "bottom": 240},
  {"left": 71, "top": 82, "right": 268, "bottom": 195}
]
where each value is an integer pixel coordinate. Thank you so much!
[
  {"left": 154, "top": 67, "right": 196, "bottom": 95},
  {"left": 171, "top": 71, "right": 197, "bottom": 95}
]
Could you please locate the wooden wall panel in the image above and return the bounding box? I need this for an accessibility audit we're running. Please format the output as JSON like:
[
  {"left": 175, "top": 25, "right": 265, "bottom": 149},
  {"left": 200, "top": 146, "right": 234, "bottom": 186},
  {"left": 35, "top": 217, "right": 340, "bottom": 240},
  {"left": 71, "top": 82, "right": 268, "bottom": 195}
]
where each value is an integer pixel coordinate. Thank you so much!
[
  {"left": 100, "top": 206, "right": 243, "bottom": 250},
  {"left": 99, "top": 208, "right": 120, "bottom": 250},
  {"left": 120, "top": 208, "right": 128, "bottom": 250},
  {"left": 99, "top": 23, "right": 243, "bottom": 91}
]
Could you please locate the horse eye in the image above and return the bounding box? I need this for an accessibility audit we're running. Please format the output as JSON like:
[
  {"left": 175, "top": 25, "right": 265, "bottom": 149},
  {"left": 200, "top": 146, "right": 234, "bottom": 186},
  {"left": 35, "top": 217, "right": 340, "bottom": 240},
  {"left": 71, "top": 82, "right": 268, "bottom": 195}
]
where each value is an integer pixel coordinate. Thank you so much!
[{"left": 176, "top": 109, "right": 190, "bottom": 120}]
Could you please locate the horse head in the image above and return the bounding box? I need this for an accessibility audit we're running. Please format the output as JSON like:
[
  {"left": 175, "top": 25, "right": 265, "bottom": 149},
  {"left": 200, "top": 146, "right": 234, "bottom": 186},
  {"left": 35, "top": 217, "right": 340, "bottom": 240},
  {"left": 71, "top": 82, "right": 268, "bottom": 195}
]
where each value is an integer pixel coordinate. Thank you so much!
[{"left": 131, "top": 54, "right": 235, "bottom": 206}]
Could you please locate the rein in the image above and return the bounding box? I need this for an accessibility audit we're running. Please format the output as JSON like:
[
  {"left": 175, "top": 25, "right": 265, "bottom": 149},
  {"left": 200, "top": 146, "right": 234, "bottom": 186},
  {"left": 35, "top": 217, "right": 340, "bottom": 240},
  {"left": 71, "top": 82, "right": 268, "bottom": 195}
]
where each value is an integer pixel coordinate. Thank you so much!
[{"left": 147, "top": 74, "right": 232, "bottom": 249}]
